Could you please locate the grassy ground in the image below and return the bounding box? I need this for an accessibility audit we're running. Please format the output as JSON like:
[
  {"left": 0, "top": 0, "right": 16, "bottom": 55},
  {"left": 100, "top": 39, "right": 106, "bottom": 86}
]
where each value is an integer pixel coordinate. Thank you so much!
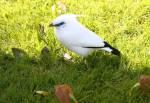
[{"left": 0, "top": 0, "right": 150, "bottom": 103}]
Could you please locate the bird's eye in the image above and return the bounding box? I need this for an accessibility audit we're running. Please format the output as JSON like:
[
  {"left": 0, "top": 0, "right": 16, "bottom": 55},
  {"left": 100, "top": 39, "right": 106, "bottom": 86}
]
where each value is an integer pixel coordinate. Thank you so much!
[{"left": 55, "top": 22, "right": 65, "bottom": 27}]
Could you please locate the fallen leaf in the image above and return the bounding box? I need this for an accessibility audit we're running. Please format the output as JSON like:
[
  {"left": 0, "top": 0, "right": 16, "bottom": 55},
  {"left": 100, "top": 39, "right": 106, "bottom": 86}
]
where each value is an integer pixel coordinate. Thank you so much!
[
  {"left": 12, "top": 48, "right": 27, "bottom": 58},
  {"left": 40, "top": 47, "right": 53, "bottom": 64},
  {"left": 41, "top": 47, "right": 50, "bottom": 55},
  {"left": 35, "top": 91, "right": 49, "bottom": 96},
  {"left": 55, "top": 84, "right": 77, "bottom": 103},
  {"left": 139, "top": 75, "right": 150, "bottom": 93},
  {"left": 129, "top": 75, "right": 150, "bottom": 96},
  {"left": 63, "top": 53, "right": 75, "bottom": 62},
  {"left": 64, "top": 53, "right": 71, "bottom": 60}
]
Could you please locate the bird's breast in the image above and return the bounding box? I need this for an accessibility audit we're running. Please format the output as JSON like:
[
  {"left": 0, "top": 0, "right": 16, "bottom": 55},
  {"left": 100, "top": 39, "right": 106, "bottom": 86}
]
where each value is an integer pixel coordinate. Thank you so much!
[{"left": 55, "top": 29, "right": 78, "bottom": 46}]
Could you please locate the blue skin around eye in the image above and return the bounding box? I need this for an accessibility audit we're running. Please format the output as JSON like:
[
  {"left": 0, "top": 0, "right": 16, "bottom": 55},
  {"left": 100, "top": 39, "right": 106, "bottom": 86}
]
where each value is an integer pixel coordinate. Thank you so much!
[{"left": 55, "top": 22, "right": 65, "bottom": 27}]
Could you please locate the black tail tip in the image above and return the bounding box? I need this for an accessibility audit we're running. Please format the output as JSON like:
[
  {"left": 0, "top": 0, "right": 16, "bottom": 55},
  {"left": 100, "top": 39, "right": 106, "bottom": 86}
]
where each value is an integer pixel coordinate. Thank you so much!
[{"left": 111, "top": 48, "right": 121, "bottom": 56}]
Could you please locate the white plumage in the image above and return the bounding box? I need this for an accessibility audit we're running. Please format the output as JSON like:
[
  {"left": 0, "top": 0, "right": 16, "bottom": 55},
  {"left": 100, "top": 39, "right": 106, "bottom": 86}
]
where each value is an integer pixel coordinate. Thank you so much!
[{"left": 50, "top": 14, "right": 120, "bottom": 57}]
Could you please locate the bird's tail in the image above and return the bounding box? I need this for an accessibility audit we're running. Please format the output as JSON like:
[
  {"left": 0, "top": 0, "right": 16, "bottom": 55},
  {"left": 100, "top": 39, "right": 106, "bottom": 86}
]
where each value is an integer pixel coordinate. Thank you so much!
[{"left": 101, "top": 42, "right": 121, "bottom": 56}]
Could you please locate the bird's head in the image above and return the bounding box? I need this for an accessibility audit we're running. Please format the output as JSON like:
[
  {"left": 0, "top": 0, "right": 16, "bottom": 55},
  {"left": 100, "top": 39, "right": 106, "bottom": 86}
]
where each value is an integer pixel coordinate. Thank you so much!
[{"left": 50, "top": 14, "right": 84, "bottom": 28}]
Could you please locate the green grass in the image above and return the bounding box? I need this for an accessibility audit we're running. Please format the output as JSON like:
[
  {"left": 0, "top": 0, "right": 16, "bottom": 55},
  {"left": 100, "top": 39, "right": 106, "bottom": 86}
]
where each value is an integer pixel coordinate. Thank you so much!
[{"left": 0, "top": 0, "right": 150, "bottom": 103}]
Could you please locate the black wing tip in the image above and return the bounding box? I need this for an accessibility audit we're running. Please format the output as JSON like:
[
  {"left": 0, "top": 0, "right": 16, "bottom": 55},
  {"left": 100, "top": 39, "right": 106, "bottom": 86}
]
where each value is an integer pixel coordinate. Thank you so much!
[
  {"left": 111, "top": 48, "right": 121, "bottom": 56},
  {"left": 103, "top": 41, "right": 121, "bottom": 56}
]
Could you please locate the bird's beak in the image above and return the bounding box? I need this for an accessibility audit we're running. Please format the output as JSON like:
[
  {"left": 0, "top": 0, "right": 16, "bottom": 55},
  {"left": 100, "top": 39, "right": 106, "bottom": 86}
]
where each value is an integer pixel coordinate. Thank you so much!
[{"left": 49, "top": 23, "right": 54, "bottom": 27}]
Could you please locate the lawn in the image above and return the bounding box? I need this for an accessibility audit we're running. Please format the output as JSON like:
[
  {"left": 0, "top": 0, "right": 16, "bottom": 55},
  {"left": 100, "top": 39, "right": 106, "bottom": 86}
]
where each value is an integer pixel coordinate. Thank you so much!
[{"left": 0, "top": 0, "right": 150, "bottom": 103}]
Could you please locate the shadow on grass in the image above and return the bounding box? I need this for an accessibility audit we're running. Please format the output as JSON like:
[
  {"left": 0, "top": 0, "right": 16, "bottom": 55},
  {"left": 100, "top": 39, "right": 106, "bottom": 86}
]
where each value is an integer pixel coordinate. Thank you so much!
[
  {"left": 0, "top": 48, "right": 150, "bottom": 103},
  {"left": 0, "top": 48, "right": 57, "bottom": 103},
  {"left": 68, "top": 51, "right": 150, "bottom": 103}
]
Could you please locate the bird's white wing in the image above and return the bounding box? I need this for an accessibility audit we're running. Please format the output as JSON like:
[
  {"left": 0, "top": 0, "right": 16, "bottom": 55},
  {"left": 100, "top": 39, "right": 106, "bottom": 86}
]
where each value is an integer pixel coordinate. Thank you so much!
[{"left": 74, "top": 24, "right": 105, "bottom": 48}]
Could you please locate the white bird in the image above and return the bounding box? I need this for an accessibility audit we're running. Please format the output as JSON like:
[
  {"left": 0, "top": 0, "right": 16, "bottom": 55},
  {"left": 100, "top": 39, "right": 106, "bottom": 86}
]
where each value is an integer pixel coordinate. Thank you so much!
[{"left": 50, "top": 14, "right": 120, "bottom": 57}]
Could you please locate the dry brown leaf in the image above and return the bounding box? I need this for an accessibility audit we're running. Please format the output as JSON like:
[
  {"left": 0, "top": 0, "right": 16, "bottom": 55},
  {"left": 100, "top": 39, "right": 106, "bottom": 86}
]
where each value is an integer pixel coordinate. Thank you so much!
[
  {"left": 139, "top": 75, "right": 150, "bottom": 93},
  {"left": 55, "top": 84, "right": 77, "bottom": 103},
  {"left": 12, "top": 48, "right": 27, "bottom": 58},
  {"left": 129, "top": 75, "right": 150, "bottom": 96}
]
